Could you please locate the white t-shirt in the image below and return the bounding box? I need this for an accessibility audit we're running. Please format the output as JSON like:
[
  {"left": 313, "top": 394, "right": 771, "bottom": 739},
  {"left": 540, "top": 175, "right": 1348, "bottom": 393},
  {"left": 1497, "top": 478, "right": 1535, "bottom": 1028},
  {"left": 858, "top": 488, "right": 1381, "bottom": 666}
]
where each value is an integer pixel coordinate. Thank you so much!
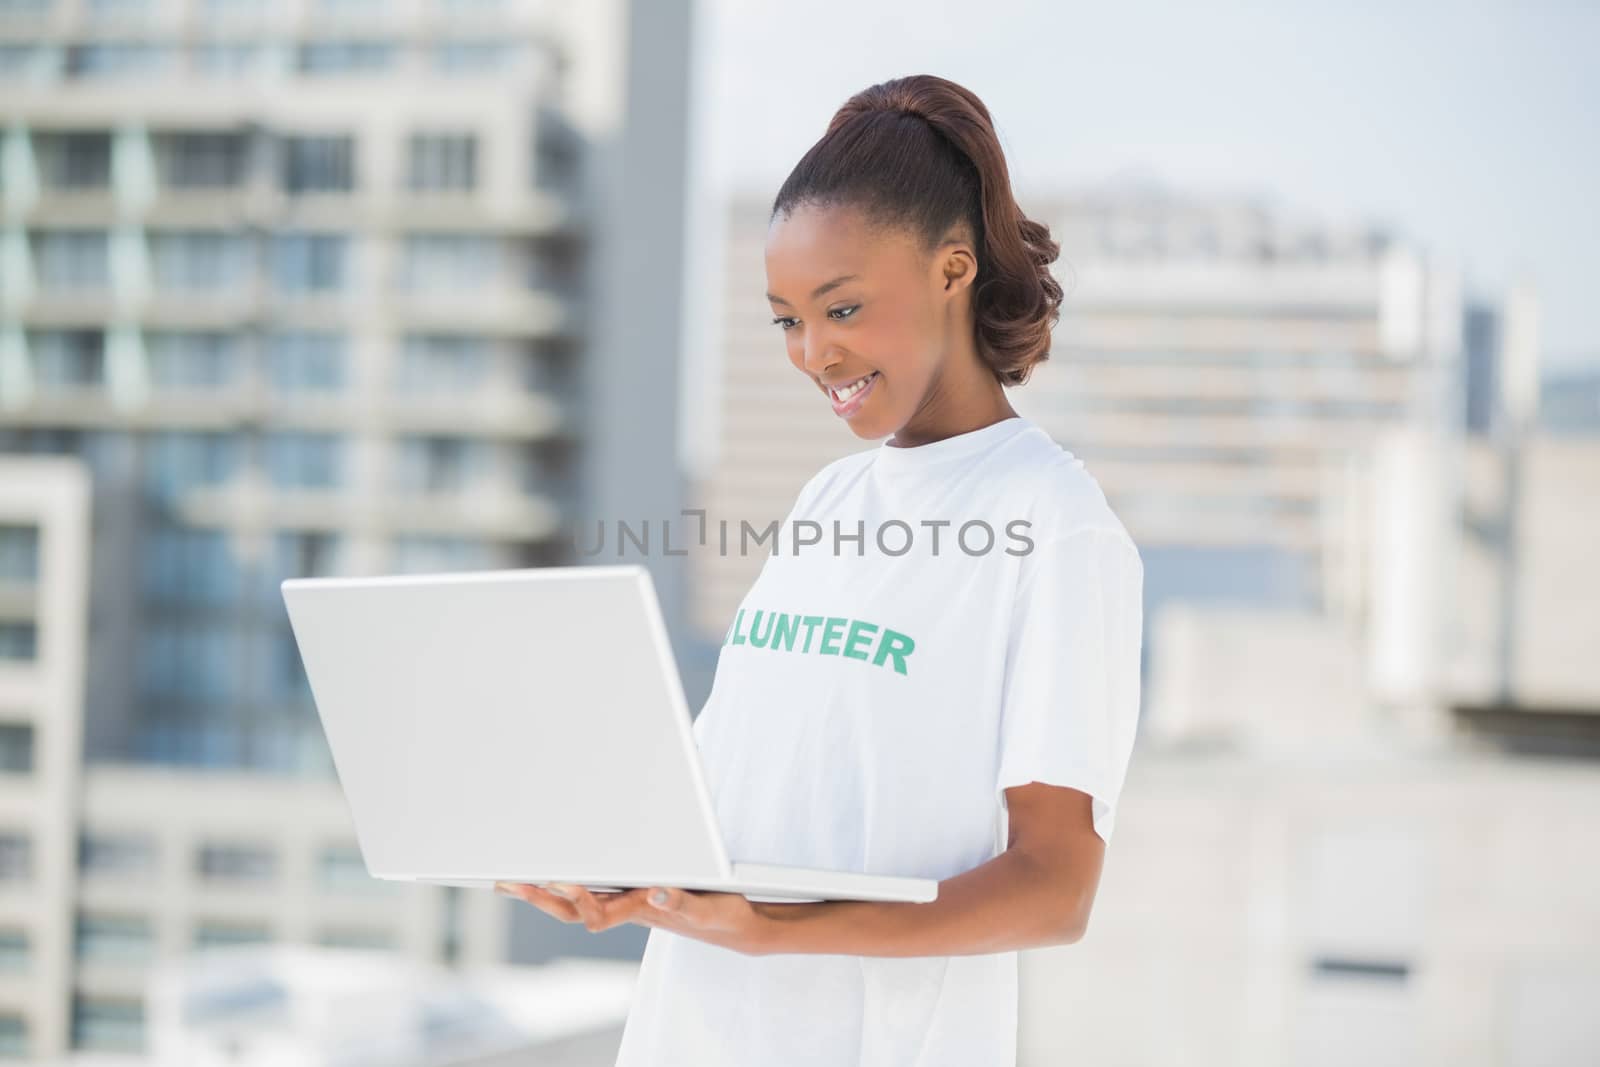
[{"left": 613, "top": 414, "right": 1145, "bottom": 1066}]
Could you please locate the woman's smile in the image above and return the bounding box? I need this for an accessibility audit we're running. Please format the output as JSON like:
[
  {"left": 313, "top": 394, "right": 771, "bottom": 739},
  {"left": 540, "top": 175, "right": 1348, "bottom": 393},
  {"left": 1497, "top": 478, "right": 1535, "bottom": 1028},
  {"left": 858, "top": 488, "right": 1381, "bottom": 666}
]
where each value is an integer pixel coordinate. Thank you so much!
[{"left": 825, "top": 370, "right": 880, "bottom": 417}]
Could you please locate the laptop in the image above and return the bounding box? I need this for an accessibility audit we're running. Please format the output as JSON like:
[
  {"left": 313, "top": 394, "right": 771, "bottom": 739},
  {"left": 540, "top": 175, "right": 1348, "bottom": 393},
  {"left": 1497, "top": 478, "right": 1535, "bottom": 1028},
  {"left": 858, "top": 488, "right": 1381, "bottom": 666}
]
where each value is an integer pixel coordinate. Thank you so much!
[{"left": 280, "top": 563, "right": 938, "bottom": 904}]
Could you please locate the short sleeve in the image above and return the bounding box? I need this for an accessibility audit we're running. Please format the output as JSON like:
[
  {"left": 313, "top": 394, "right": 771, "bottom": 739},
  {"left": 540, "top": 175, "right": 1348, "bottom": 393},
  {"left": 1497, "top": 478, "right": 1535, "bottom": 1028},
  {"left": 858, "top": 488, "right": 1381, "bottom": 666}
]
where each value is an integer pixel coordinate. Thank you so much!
[{"left": 995, "top": 525, "right": 1145, "bottom": 845}]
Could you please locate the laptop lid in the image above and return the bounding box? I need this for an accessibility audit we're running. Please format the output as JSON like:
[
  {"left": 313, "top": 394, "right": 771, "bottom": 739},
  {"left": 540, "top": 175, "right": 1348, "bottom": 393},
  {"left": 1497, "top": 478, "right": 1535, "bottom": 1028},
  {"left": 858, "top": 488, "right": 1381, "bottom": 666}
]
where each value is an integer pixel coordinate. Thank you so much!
[{"left": 280, "top": 564, "right": 733, "bottom": 886}]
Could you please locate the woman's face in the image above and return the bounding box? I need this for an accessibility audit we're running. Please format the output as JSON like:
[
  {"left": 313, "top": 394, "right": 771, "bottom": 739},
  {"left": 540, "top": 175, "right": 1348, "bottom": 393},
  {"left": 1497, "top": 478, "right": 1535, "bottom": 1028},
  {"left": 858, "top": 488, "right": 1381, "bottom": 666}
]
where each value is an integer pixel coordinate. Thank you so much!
[{"left": 764, "top": 201, "right": 978, "bottom": 442}]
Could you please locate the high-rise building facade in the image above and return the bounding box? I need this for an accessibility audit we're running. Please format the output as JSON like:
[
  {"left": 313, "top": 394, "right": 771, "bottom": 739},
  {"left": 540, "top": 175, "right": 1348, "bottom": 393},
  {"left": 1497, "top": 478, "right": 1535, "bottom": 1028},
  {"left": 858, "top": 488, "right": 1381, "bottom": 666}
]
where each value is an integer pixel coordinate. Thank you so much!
[{"left": 0, "top": 0, "right": 698, "bottom": 1056}]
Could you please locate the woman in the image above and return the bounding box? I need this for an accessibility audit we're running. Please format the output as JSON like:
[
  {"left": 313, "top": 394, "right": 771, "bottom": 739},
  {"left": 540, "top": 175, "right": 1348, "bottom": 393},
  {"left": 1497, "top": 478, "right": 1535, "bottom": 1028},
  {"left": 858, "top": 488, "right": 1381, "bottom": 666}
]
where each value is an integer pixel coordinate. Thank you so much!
[{"left": 497, "top": 73, "right": 1145, "bottom": 1066}]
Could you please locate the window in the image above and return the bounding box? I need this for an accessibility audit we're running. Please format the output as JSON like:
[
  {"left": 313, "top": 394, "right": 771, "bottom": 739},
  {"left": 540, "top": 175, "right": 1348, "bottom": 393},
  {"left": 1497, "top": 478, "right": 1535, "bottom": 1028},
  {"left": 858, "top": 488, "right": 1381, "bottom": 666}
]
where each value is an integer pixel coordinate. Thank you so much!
[
  {"left": 296, "top": 40, "right": 391, "bottom": 74},
  {"left": 142, "top": 431, "right": 238, "bottom": 496},
  {"left": 30, "top": 330, "right": 104, "bottom": 387},
  {"left": 315, "top": 844, "right": 395, "bottom": 892},
  {"left": 74, "top": 914, "right": 155, "bottom": 965},
  {"left": 158, "top": 133, "right": 247, "bottom": 189},
  {"left": 193, "top": 920, "right": 272, "bottom": 947},
  {"left": 149, "top": 231, "right": 250, "bottom": 291},
  {"left": 271, "top": 233, "right": 345, "bottom": 293},
  {"left": 391, "top": 435, "right": 484, "bottom": 494},
  {"left": 78, "top": 832, "right": 158, "bottom": 879},
  {"left": 394, "top": 335, "right": 491, "bottom": 392},
  {"left": 147, "top": 332, "right": 238, "bottom": 389},
  {"left": 0, "top": 928, "right": 27, "bottom": 973},
  {"left": 141, "top": 526, "right": 240, "bottom": 605},
  {"left": 262, "top": 531, "right": 340, "bottom": 602},
  {"left": 67, "top": 42, "right": 174, "bottom": 78},
  {"left": 70, "top": 995, "right": 143, "bottom": 1052},
  {"left": 397, "top": 233, "right": 499, "bottom": 291},
  {"left": 138, "top": 622, "right": 240, "bottom": 702},
  {"left": 33, "top": 230, "right": 110, "bottom": 290},
  {"left": 390, "top": 535, "right": 494, "bottom": 574},
  {"left": 0, "top": 526, "right": 38, "bottom": 583},
  {"left": 38, "top": 131, "right": 112, "bottom": 190},
  {"left": 281, "top": 136, "right": 354, "bottom": 194},
  {"left": 0, "top": 833, "right": 32, "bottom": 881},
  {"left": 0, "top": 44, "right": 49, "bottom": 82},
  {"left": 317, "top": 926, "right": 395, "bottom": 950},
  {"left": 432, "top": 40, "right": 516, "bottom": 74},
  {"left": 196, "top": 842, "right": 275, "bottom": 883},
  {"left": 0, "top": 1011, "right": 23, "bottom": 1058},
  {"left": 406, "top": 133, "right": 477, "bottom": 192},
  {"left": 0, "top": 725, "right": 33, "bottom": 774},
  {"left": 265, "top": 332, "right": 344, "bottom": 391},
  {"left": 264, "top": 432, "right": 342, "bottom": 489},
  {"left": 0, "top": 624, "right": 36, "bottom": 663},
  {"left": 191, "top": 42, "right": 262, "bottom": 76}
]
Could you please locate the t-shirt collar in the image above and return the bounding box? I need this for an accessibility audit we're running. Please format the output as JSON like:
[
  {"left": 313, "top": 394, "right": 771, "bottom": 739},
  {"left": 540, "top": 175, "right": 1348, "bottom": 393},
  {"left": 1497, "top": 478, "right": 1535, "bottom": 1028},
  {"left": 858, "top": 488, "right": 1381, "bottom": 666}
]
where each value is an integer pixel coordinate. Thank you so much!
[{"left": 873, "top": 415, "right": 1032, "bottom": 473}]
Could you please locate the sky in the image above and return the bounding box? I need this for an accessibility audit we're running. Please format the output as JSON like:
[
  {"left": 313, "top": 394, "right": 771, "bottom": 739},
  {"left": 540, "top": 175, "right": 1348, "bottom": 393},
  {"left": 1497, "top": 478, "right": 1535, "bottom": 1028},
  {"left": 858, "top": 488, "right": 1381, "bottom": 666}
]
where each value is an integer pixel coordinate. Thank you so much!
[{"left": 692, "top": 0, "right": 1598, "bottom": 373}]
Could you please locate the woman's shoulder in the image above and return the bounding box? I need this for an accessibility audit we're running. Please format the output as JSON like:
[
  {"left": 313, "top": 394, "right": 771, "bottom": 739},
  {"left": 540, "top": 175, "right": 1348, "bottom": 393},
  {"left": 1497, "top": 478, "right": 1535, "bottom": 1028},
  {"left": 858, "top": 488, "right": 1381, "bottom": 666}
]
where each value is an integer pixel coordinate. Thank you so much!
[{"left": 1001, "top": 427, "right": 1137, "bottom": 550}]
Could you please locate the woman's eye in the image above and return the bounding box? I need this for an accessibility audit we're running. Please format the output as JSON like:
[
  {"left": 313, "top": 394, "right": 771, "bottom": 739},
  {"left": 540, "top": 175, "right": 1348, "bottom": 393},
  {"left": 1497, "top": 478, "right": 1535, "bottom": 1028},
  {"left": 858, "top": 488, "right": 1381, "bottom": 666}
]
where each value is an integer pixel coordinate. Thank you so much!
[{"left": 770, "top": 306, "right": 858, "bottom": 331}]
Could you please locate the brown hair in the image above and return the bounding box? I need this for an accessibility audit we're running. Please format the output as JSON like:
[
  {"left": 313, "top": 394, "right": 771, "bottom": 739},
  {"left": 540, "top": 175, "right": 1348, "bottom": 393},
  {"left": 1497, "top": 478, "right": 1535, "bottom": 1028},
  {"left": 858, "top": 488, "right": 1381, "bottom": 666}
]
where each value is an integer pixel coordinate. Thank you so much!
[{"left": 772, "top": 74, "right": 1063, "bottom": 387}]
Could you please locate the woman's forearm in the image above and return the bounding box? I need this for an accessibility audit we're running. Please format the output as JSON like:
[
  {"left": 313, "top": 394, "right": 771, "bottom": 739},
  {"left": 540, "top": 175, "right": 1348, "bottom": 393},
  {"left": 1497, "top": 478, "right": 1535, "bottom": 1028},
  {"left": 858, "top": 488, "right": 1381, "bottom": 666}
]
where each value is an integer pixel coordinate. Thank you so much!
[{"left": 750, "top": 846, "right": 1086, "bottom": 957}]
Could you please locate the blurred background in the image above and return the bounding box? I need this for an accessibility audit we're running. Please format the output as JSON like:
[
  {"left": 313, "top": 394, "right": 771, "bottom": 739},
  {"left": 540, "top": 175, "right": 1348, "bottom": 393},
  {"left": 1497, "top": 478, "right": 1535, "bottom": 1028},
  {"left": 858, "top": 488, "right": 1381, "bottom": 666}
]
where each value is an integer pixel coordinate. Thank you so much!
[{"left": 0, "top": 0, "right": 1596, "bottom": 1063}]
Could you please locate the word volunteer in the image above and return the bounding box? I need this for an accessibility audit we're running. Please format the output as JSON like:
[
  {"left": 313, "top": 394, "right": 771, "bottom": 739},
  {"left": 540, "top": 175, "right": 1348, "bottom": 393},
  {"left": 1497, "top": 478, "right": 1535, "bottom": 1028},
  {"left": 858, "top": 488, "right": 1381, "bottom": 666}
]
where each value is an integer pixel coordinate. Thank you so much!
[{"left": 722, "top": 608, "right": 916, "bottom": 676}]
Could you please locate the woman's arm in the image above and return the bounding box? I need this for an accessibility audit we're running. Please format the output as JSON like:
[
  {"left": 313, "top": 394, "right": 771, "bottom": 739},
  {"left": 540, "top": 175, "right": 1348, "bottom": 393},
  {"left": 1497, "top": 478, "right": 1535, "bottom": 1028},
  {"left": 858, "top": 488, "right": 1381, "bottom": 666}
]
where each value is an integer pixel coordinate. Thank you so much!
[
  {"left": 755, "top": 781, "right": 1104, "bottom": 957},
  {"left": 496, "top": 783, "right": 1105, "bottom": 958}
]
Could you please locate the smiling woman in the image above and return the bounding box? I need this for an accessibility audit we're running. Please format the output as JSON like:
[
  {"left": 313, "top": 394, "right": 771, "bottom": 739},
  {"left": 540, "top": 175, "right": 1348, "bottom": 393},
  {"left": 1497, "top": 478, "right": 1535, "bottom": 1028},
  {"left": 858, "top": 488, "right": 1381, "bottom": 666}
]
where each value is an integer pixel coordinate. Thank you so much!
[{"left": 500, "top": 73, "right": 1145, "bottom": 1067}]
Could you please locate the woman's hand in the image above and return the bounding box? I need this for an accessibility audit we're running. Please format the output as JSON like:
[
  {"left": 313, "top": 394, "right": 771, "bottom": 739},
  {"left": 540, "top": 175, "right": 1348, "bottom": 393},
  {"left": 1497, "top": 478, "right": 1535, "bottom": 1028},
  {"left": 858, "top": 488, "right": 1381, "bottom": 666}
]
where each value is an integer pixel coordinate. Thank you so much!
[{"left": 494, "top": 882, "right": 774, "bottom": 957}]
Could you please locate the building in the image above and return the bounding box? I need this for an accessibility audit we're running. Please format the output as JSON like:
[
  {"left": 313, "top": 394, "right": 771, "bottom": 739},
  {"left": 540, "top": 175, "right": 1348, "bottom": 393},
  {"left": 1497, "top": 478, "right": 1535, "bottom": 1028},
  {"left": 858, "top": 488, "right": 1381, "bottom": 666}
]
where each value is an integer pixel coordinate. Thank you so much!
[{"left": 0, "top": 0, "right": 695, "bottom": 1057}]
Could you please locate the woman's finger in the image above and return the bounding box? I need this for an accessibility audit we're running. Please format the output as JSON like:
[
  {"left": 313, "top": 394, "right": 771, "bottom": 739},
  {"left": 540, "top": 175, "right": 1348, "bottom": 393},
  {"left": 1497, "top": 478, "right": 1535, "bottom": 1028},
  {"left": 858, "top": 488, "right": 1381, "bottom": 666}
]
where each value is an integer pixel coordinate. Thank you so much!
[{"left": 495, "top": 882, "right": 580, "bottom": 922}]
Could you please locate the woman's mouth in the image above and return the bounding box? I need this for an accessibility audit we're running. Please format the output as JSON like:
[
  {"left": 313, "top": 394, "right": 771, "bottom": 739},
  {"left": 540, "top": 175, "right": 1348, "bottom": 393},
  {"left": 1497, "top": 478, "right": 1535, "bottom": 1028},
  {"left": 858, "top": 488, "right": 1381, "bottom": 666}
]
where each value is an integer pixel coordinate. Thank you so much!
[{"left": 827, "top": 371, "right": 880, "bottom": 417}]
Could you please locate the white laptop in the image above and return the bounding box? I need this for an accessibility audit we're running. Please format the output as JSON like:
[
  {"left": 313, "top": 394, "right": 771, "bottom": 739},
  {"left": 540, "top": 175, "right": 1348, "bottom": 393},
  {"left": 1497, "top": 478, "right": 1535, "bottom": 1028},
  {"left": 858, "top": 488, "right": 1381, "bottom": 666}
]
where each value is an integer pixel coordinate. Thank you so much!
[{"left": 280, "top": 563, "right": 938, "bottom": 904}]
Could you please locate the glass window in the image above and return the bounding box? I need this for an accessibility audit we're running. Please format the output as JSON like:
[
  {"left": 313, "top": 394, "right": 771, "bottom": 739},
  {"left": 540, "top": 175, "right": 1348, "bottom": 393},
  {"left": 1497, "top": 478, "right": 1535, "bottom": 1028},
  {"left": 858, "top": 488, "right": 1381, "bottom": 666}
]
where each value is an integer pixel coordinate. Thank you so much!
[
  {"left": 192, "top": 42, "right": 262, "bottom": 76},
  {"left": 158, "top": 132, "right": 248, "bottom": 188},
  {"left": 391, "top": 435, "right": 485, "bottom": 494},
  {"left": 30, "top": 329, "right": 105, "bottom": 387},
  {"left": 271, "top": 233, "right": 346, "bottom": 293},
  {"left": 74, "top": 914, "right": 155, "bottom": 966},
  {"left": 264, "top": 432, "right": 342, "bottom": 489},
  {"left": 390, "top": 534, "right": 494, "bottom": 574},
  {"left": 406, "top": 133, "right": 476, "bottom": 192},
  {"left": 431, "top": 40, "right": 515, "bottom": 74},
  {"left": 0, "top": 624, "right": 36, "bottom": 662},
  {"left": 193, "top": 920, "right": 272, "bottom": 948},
  {"left": 67, "top": 42, "right": 174, "bottom": 78},
  {"left": 262, "top": 530, "right": 341, "bottom": 600},
  {"left": 38, "top": 131, "right": 112, "bottom": 189},
  {"left": 149, "top": 230, "right": 251, "bottom": 291},
  {"left": 0, "top": 928, "right": 27, "bottom": 974},
  {"left": 314, "top": 843, "right": 394, "bottom": 892},
  {"left": 297, "top": 40, "right": 393, "bottom": 74},
  {"left": 0, "top": 525, "right": 38, "bottom": 583},
  {"left": 147, "top": 332, "right": 238, "bottom": 389},
  {"left": 141, "top": 526, "right": 240, "bottom": 605},
  {"left": 317, "top": 926, "right": 395, "bottom": 950},
  {"left": 0, "top": 44, "right": 48, "bottom": 81},
  {"left": 78, "top": 832, "right": 158, "bottom": 879},
  {"left": 142, "top": 431, "right": 238, "bottom": 496},
  {"left": 0, "top": 833, "right": 32, "bottom": 881},
  {"left": 396, "top": 233, "right": 499, "bottom": 291},
  {"left": 138, "top": 621, "right": 241, "bottom": 702},
  {"left": 281, "top": 135, "right": 354, "bottom": 194},
  {"left": 0, "top": 725, "right": 33, "bottom": 774},
  {"left": 69, "top": 995, "right": 143, "bottom": 1052},
  {"left": 33, "top": 230, "right": 110, "bottom": 290},
  {"left": 265, "top": 332, "right": 344, "bottom": 391},
  {"left": 394, "top": 334, "right": 491, "bottom": 392},
  {"left": 0, "top": 1010, "right": 22, "bottom": 1058},
  {"left": 134, "top": 717, "right": 240, "bottom": 767},
  {"left": 196, "top": 842, "right": 275, "bottom": 883}
]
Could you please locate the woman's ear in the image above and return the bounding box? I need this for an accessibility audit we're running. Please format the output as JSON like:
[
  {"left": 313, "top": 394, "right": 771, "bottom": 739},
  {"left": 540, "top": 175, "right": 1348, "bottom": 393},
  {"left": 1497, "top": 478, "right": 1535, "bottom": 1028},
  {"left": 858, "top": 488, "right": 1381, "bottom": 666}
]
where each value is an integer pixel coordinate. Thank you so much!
[{"left": 940, "top": 245, "right": 978, "bottom": 294}]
